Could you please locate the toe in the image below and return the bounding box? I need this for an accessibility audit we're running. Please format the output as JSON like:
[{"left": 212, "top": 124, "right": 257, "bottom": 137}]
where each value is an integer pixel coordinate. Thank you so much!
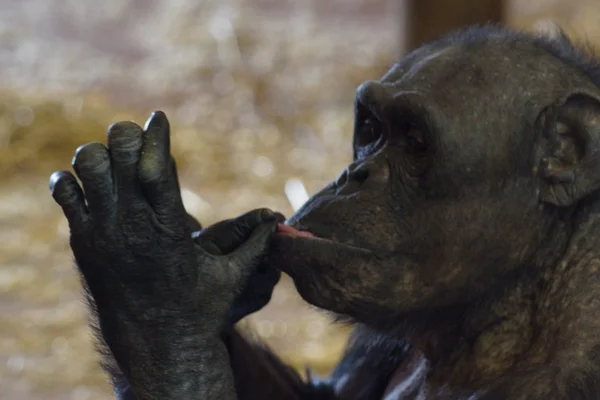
[
  {"left": 49, "top": 170, "right": 89, "bottom": 230},
  {"left": 72, "top": 142, "right": 114, "bottom": 218}
]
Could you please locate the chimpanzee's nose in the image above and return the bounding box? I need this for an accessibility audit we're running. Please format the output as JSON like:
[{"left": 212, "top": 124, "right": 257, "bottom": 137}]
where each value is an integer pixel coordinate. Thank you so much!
[
  {"left": 349, "top": 163, "right": 370, "bottom": 184},
  {"left": 335, "top": 161, "right": 377, "bottom": 186},
  {"left": 334, "top": 160, "right": 387, "bottom": 195}
]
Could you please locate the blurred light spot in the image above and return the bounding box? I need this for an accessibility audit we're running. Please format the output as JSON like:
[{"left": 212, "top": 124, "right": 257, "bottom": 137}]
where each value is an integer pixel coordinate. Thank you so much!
[
  {"left": 212, "top": 71, "right": 235, "bottom": 95},
  {"left": 239, "top": 112, "right": 261, "bottom": 128},
  {"left": 233, "top": 89, "right": 254, "bottom": 109},
  {"left": 6, "top": 356, "right": 25, "bottom": 373},
  {"left": 71, "top": 386, "right": 91, "bottom": 400},
  {"left": 288, "top": 148, "right": 311, "bottom": 166},
  {"left": 180, "top": 188, "right": 212, "bottom": 218},
  {"left": 322, "top": 118, "right": 344, "bottom": 147},
  {"left": 285, "top": 179, "right": 309, "bottom": 212},
  {"left": 0, "top": 267, "right": 36, "bottom": 291},
  {"left": 209, "top": 12, "right": 234, "bottom": 41},
  {"left": 13, "top": 379, "right": 31, "bottom": 393},
  {"left": 212, "top": 112, "right": 234, "bottom": 132},
  {"left": 273, "top": 322, "right": 288, "bottom": 338},
  {"left": 63, "top": 97, "right": 83, "bottom": 118},
  {"left": 303, "top": 342, "right": 323, "bottom": 359},
  {"left": 13, "top": 106, "right": 34, "bottom": 126},
  {"left": 305, "top": 320, "right": 325, "bottom": 339},
  {"left": 258, "top": 125, "right": 281, "bottom": 147},
  {"left": 256, "top": 320, "right": 274, "bottom": 338},
  {"left": 251, "top": 156, "right": 274, "bottom": 177},
  {"left": 250, "top": 49, "right": 275, "bottom": 73},
  {"left": 51, "top": 337, "right": 70, "bottom": 354}
]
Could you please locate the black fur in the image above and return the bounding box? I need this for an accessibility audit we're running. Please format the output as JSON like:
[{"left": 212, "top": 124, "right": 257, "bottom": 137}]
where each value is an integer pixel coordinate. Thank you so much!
[{"left": 51, "top": 25, "right": 600, "bottom": 399}]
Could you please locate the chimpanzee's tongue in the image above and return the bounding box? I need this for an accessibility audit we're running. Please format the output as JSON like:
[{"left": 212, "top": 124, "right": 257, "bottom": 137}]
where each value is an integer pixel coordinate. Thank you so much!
[{"left": 277, "top": 223, "right": 315, "bottom": 238}]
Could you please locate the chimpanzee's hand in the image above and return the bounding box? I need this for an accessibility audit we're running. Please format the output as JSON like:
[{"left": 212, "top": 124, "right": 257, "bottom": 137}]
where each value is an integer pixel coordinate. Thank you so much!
[
  {"left": 193, "top": 215, "right": 283, "bottom": 325},
  {"left": 178, "top": 212, "right": 284, "bottom": 326},
  {"left": 49, "top": 111, "right": 279, "bottom": 344}
]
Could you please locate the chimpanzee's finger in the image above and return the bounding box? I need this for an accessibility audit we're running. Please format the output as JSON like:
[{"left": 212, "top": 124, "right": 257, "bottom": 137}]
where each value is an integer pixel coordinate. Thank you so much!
[
  {"left": 71, "top": 142, "right": 115, "bottom": 219},
  {"left": 169, "top": 155, "right": 184, "bottom": 197},
  {"left": 226, "top": 221, "right": 278, "bottom": 282},
  {"left": 138, "top": 111, "right": 185, "bottom": 223},
  {"left": 106, "top": 121, "right": 145, "bottom": 204},
  {"left": 49, "top": 170, "right": 90, "bottom": 230},
  {"left": 197, "top": 209, "right": 284, "bottom": 255},
  {"left": 227, "top": 262, "right": 281, "bottom": 324}
]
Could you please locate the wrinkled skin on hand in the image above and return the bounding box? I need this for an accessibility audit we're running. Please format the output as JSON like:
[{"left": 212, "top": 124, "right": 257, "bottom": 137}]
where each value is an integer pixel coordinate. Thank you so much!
[
  {"left": 50, "top": 112, "right": 282, "bottom": 399},
  {"left": 184, "top": 212, "right": 283, "bottom": 325},
  {"left": 191, "top": 213, "right": 283, "bottom": 325}
]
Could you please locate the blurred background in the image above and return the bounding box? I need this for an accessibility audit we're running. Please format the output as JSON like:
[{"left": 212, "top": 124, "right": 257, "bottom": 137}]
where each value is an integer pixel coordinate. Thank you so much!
[{"left": 1, "top": 0, "right": 600, "bottom": 398}]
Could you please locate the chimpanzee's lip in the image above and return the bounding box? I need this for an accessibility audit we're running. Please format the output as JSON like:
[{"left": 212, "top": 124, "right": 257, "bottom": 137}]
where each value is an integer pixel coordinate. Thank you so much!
[
  {"left": 275, "top": 223, "right": 365, "bottom": 249},
  {"left": 276, "top": 223, "right": 328, "bottom": 240},
  {"left": 273, "top": 222, "right": 374, "bottom": 256}
]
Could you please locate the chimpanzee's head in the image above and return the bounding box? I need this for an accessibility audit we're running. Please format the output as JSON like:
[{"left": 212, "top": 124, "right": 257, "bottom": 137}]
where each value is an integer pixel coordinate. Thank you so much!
[{"left": 269, "top": 26, "right": 600, "bottom": 327}]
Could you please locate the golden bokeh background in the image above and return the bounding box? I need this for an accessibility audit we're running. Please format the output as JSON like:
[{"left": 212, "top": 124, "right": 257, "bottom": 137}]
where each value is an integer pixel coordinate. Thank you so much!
[{"left": 1, "top": 1, "right": 600, "bottom": 399}]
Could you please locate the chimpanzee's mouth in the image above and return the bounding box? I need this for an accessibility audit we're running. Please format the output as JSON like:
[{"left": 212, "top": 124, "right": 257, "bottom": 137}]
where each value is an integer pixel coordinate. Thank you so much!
[
  {"left": 276, "top": 223, "right": 320, "bottom": 239},
  {"left": 274, "top": 223, "right": 373, "bottom": 254},
  {"left": 277, "top": 223, "right": 316, "bottom": 238}
]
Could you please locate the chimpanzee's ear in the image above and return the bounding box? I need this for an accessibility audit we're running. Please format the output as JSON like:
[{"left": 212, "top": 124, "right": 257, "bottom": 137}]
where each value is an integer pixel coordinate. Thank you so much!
[{"left": 538, "top": 92, "right": 600, "bottom": 207}]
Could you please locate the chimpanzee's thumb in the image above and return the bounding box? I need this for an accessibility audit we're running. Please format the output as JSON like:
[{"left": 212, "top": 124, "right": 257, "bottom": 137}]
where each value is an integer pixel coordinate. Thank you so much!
[
  {"left": 196, "top": 208, "right": 284, "bottom": 255},
  {"left": 227, "top": 221, "right": 278, "bottom": 279}
]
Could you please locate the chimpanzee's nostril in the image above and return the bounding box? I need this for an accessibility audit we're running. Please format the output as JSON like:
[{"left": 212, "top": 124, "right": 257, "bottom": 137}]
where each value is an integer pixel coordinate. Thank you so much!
[
  {"left": 335, "top": 169, "right": 349, "bottom": 187},
  {"left": 334, "top": 164, "right": 370, "bottom": 195},
  {"left": 351, "top": 168, "right": 370, "bottom": 184}
]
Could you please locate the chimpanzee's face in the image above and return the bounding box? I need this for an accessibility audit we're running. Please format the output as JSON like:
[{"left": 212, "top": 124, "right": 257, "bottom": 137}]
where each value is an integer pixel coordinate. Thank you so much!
[{"left": 269, "top": 32, "right": 600, "bottom": 325}]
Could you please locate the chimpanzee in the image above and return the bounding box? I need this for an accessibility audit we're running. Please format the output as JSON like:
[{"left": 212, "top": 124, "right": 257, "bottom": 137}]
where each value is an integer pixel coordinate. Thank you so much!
[{"left": 50, "top": 25, "right": 600, "bottom": 399}]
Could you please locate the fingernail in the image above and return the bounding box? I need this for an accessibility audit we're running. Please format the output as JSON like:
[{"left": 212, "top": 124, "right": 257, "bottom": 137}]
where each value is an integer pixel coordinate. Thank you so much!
[
  {"left": 72, "top": 144, "right": 88, "bottom": 170},
  {"left": 144, "top": 112, "right": 157, "bottom": 131},
  {"left": 144, "top": 111, "right": 166, "bottom": 131},
  {"left": 71, "top": 159, "right": 80, "bottom": 175},
  {"left": 49, "top": 171, "right": 61, "bottom": 192},
  {"left": 260, "top": 208, "right": 276, "bottom": 221}
]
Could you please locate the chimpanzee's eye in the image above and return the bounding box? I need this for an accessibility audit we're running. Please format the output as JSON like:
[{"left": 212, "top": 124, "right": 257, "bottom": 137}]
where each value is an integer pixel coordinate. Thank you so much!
[
  {"left": 402, "top": 120, "right": 428, "bottom": 154},
  {"left": 358, "top": 118, "right": 382, "bottom": 146},
  {"left": 354, "top": 103, "right": 384, "bottom": 150}
]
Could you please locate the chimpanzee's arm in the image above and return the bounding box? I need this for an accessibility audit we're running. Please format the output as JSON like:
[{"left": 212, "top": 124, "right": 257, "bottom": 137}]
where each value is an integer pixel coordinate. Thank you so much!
[
  {"left": 105, "top": 326, "right": 334, "bottom": 400},
  {"left": 225, "top": 325, "right": 411, "bottom": 400}
]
